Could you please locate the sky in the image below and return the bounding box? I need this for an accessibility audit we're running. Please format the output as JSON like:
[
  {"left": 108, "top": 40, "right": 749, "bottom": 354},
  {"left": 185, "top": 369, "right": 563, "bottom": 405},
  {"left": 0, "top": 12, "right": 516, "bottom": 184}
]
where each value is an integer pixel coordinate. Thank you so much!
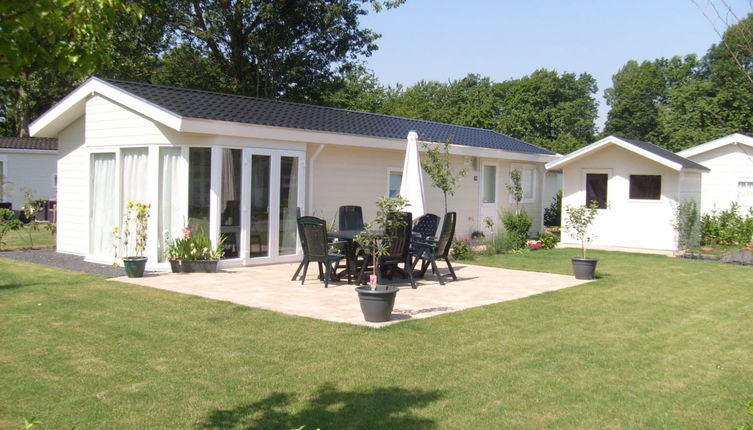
[{"left": 358, "top": 0, "right": 752, "bottom": 130}]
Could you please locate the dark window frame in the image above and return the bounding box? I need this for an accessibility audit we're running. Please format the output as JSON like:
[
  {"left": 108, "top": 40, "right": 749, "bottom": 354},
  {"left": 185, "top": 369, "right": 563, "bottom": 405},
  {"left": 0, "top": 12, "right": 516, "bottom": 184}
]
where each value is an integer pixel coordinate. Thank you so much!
[{"left": 629, "top": 175, "right": 661, "bottom": 200}]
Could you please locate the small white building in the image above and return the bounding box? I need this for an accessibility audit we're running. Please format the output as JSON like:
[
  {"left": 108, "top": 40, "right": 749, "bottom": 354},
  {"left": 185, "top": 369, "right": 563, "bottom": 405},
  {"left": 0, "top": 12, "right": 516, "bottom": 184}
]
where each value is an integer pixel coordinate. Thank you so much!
[
  {"left": 0, "top": 137, "right": 58, "bottom": 211},
  {"left": 677, "top": 133, "right": 753, "bottom": 214},
  {"left": 29, "top": 77, "right": 559, "bottom": 269},
  {"left": 546, "top": 136, "right": 709, "bottom": 252}
]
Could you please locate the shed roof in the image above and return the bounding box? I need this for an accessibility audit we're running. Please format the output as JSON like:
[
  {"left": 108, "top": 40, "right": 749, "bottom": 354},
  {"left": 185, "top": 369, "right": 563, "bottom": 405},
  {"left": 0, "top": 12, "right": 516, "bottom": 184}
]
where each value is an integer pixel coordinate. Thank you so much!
[
  {"left": 0, "top": 137, "right": 57, "bottom": 151},
  {"left": 99, "top": 78, "right": 554, "bottom": 155},
  {"left": 545, "top": 135, "right": 709, "bottom": 172}
]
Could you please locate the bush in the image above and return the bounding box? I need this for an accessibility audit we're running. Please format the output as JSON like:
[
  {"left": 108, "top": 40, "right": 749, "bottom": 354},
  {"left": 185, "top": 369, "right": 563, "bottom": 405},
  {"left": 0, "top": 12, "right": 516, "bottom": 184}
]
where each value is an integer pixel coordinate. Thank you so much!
[
  {"left": 700, "top": 203, "right": 753, "bottom": 246},
  {"left": 500, "top": 209, "right": 532, "bottom": 250},
  {"left": 673, "top": 200, "right": 700, "bottom": 250},
  {"left": 0, "top": 208, "right": 22, "bottom": 250},
  {"left": 537, "top": 231, "right": 560, "bottom": 250},
  {"left": 544, "top": 189, "right": 562, "bottom": 227},
  {"left": 450, "top": 239, "right": 475, "bottom": 260}
]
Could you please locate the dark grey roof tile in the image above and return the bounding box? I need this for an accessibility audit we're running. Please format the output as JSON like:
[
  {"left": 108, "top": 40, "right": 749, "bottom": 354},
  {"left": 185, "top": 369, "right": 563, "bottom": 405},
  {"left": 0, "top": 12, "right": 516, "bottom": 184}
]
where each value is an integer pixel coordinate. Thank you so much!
[{"left": 0, "top": 137, "right": 57, "bottom": 151}]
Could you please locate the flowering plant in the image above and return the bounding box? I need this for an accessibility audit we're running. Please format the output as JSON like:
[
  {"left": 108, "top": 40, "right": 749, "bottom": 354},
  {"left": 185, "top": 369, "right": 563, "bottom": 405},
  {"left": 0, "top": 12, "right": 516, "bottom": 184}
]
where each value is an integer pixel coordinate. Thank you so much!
[
  {"left": 113, "top": 200, "right": 151, "bottom": 258},
  {"left": 526, "top": 239, "right": 543, "bottom": 250},
  {"left": 165, "top": 226, "right": 225, "bottom": 261}
]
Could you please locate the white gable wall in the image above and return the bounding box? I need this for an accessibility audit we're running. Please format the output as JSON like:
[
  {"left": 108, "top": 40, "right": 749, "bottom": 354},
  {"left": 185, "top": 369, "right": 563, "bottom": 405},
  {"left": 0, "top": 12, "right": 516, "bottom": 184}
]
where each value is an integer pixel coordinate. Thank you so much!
[
  {"left": 56, "top": 118, "right": 87, "bottom": 255},
  {"left": 0, "top": 151, "right": 57, "bottom": 210},
  {"left": 683, "top": 143, "right": 753, "bottom": 214},
  {"left": 561, "top": 145, "right": 680, "bottom": 251}
]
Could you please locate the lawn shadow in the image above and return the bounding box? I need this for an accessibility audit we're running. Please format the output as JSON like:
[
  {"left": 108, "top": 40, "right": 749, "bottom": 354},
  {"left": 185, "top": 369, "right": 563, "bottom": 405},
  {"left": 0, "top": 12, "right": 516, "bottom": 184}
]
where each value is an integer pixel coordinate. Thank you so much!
[
  {"left": 195, "top": 383, "right": 442, "bottom": 430},
  {"left": 0, "top": 283, "right": 23, "bottom": 290}
]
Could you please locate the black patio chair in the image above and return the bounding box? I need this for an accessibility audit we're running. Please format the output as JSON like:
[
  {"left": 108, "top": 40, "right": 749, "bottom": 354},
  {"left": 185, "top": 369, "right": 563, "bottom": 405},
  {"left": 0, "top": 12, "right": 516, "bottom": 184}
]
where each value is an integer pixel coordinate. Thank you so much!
[
  {"left": 338, "top": 205, "right": 364, "bottom": 231},
  {"left": 357, "top": 211, "right": 416, "bottom": 288},
  {"left": 412, "top": 213, "right": 440, "bottom": 241},
  {"left": 291, "top": 216, "right": 349, "bottom": 287},
  {"left": 411, "top": 212, "right": 457, "bottom": 285}
]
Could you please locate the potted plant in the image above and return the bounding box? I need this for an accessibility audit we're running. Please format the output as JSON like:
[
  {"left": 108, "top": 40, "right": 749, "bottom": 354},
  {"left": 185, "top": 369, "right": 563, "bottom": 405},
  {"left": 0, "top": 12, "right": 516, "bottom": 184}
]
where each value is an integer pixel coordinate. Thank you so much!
[
  {"left": 563, "top": 201, "right": 599, "bottom": 280},
  {"left": 114, "top": 200, "right": 151, "bottom": 278},
  {"left": 164, "top": 227, "right": 225, "bottom": 273},
  {"left": 353, "top": 196, "right": 407, "bottom": 322}
]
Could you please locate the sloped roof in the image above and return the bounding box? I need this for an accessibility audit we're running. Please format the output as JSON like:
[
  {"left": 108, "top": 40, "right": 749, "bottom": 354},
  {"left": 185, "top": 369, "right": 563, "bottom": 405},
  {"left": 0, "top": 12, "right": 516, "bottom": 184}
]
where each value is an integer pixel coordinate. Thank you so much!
[
  {"left": 677, "top": 133, "right": 753, "bottom": 158},
  {"left": 100, "top": 78, "right": 555, "bottom": 155},
  {"left": 545, "top": 135, "right": 709, "bottom": 171},
  {"left": 0, "top": 137, "right": 57, "bottom": 151}
]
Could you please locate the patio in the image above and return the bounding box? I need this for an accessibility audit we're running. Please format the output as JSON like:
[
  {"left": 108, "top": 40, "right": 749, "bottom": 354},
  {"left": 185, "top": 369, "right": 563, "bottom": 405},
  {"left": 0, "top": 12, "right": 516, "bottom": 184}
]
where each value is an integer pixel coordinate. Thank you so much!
[{"left": 112, "top": 263, "right": 589, "bottom": 327}]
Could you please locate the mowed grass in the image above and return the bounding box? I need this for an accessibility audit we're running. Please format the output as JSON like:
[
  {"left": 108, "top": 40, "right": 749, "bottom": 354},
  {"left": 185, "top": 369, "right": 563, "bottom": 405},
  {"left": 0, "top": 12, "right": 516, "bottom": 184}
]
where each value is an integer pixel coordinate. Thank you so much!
[
  {"left": 1, "top": 249, "right": 752, "bottom": 429},
  {"left": 2, "top": 224, "right": 55, "bottom": 250}
]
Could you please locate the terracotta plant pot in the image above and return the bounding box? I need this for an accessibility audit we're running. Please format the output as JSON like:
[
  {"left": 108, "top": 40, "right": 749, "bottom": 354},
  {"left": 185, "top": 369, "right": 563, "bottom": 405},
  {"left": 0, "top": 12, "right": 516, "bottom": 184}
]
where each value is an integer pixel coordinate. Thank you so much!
[
  {"left": 123, "top": 256, "right": 147, "bottom": 278},
  {"left": 355, "top": 285, "right": 399, "bottom": 322}
]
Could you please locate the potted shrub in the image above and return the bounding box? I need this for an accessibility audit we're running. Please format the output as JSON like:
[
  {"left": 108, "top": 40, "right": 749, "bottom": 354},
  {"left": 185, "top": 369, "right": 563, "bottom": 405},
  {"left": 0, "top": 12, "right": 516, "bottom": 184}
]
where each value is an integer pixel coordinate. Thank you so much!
[
  {"left": 164, "top": 227, "right": 225, "bottom": 273},
  {"left": 563, "top": 202, "right": 599, "bottom": 280},
  {"left": 353, "top": 196, "right": 407, "bottom": 322},
  {"left": 114, "top": 201, "right": 151, "bottom": 278}
]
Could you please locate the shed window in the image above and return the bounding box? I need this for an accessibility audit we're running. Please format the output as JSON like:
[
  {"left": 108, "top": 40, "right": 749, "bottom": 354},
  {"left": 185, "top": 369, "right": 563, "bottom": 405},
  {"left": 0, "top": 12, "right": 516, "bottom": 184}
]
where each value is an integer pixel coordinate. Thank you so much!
[
  {"left": 586, "top": 173, "right": 608, "bottom": 209},
  {"left": 388, "top": 171, "right": 402, "bottom": 198},
  {"left": 738, "top": 181, "right": 753, "bottom": 206},
  {"left": 629, "top": 175, "right": 661, "bottom": 200}
]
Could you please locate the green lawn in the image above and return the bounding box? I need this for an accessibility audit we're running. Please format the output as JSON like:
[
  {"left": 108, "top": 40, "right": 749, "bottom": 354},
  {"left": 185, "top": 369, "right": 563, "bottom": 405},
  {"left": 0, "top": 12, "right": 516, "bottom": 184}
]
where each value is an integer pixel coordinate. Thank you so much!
[
  {"left": 2, "top": 224, "right": 55, "bottom": 250},
  {"left": 1, "top": 249, "right": 752, "bottom": 429}
]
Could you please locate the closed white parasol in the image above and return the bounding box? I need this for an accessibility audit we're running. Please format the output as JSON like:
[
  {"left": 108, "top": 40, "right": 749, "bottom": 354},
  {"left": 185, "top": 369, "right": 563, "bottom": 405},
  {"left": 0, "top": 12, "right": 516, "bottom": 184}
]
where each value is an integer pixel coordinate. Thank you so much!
[{"left": 399, "top": 130, "right": 426, "bottom": 219}]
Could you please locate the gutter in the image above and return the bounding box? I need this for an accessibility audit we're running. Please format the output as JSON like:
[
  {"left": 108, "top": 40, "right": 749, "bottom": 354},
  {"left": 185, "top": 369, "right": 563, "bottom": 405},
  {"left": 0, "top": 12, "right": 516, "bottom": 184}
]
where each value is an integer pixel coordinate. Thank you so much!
[{"left": 307, "top": 144, "right": 325, "bottom": 215}]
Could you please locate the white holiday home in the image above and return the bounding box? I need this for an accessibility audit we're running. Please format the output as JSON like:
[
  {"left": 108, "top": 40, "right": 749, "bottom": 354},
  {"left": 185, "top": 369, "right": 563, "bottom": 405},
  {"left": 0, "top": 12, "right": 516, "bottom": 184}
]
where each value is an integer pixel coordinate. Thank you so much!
[
  {"left": 677, "top": 133, "right": 753, "bottom": 214},
  {"left": 0, "top": 137, "right": 58, "bottom": 211},
  {"left": 546, "top": 136, "right": 709, "bottom": 252},
  {"left": 29, "top": 77, "right": 558, "bottom": 269}
]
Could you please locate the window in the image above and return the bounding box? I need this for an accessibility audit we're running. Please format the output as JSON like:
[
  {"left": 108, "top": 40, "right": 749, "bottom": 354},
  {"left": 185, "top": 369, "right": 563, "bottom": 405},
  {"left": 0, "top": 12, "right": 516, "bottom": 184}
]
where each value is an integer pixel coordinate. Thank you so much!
[
  {"left": 482, "top": 165, "right": 497, "bottom": 203},
  {"left": 388, "top": 171, "right": 402, "bottom": 198},
  {"left": 510, "top": 164, "right": 536, "bottom": 202},
  {"left": 738, "top": 181, "right": 753, "bottom": 206},
  {"left": 188, "top": 148, "right": 212, "bottom": 232},
  {"left": 586, "top": 173, "right": 608, "bottom": 209},
  {"left": 629, "top": 175, "right": 661, "bottom": 200}
]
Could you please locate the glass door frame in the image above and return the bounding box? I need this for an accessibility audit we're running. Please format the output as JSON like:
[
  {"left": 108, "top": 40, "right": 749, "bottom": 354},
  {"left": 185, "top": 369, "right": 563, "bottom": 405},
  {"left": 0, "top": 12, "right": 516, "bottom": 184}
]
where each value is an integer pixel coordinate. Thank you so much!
[{"left": 213, "top": 147, "right": 305, "bottom": 267}]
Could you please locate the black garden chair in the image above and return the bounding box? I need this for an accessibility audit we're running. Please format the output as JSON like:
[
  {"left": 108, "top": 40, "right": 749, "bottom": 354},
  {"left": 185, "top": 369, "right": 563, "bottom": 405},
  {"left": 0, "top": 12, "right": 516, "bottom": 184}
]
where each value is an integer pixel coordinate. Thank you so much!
[
  {"left": 357, "top": 211, "right": 416, "bottom": 288},
  {"left": 410, "top": 212, "right": 457, "bottom": 285},
  {"left": 292, "top": 216, "right": 349, "bottom": 288},
  {"left": 338, "top": 205, "right": 364, "bottom": 231},
  {"left": 412, "top": 213, "right": 440, "bottom": 241}
]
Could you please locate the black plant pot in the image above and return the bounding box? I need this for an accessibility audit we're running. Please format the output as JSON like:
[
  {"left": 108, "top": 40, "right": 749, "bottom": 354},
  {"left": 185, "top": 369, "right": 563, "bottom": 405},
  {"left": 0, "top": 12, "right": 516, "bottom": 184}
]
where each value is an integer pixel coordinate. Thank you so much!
[
  {"left": 571, "top": 257, "right": 598, "bottom": 280},
  {"left": 355, "top": 285, "right": 399, "bottom": 322},
  {"left": 123, "top": 256, "right": 148, "bottom": 278},
  {"left": 170, "top": 260, "right": 219, "bottom": 273}
]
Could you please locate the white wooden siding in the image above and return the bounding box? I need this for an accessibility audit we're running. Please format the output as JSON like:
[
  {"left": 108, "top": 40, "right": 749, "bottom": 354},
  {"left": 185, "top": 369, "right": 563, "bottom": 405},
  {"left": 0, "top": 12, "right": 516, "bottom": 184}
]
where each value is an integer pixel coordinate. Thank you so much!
[
  {"left": 686, "top": 144, "right": 753, "bottom": 214},
  {"left": 55, "top": 118, "right": 87, "bottom": 255},
  {"left": 0, "top": 151, "right": 57, "bottom": 210}
]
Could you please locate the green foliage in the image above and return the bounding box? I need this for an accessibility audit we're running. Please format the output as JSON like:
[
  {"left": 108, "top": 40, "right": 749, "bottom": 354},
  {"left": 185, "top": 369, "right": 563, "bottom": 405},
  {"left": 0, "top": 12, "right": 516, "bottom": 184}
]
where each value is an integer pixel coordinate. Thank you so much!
[
  {"left": 0, "top": 208, "right": 22, "bottom": 250},
  {"left": 420, "top": 140, "right": 466, "bottom": 213},
  {"left": 563, "top": 202, "right": 599, "bottom": 258},
  {"left": 151, "top": 44, "right": 237, "bottom": 94},
  {"left": 500, "top": 209, "right": 532, "bottom": 250},
  {"left": 537, "top": 232, "right": 560, "bottom": 250},
  {"left": 21, "top": 189, "right": 46, "bottom": 248},
  {"left": 544, "top": 189, "right": 562, "bottom": 227},
  {"left": 353, "top": 195, "right": 408, "bottom": 277},
  {"left": 673, "top": 200, "right": 701, "bottom": 250},
  {"left": 165, "top": 227, "right": 226, "bottom": 261},
  {"left": 506, "top": 169, "right": 523, "bottom": 205},
  {"left": 700, "top": 203, "right": 753, "bottom": 246},
  {"left": 450, "top": 239, "right": 475, "bottom": 261}
]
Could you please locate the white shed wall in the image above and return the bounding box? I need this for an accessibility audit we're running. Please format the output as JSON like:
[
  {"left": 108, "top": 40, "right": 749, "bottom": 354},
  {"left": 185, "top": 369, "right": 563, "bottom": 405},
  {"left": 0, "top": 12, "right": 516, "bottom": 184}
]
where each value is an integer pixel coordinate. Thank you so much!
[
  {"left": 684, "top": 144, "right": 753, "bottom": 214},
  {"left": 56, "top": 118, "right": 87, "bottom": 255},
  {"left": 561, "top": 145, "right": 680, "bottom": 251},
  {"left": 0, "top": 151, "right": 57, "bottom": 210}
]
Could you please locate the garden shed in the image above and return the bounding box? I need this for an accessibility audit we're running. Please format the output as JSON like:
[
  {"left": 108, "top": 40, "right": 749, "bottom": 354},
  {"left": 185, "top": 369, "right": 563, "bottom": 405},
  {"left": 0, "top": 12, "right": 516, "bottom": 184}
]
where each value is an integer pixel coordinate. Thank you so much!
[
  {"left": 546, "top": 136, "right": 709, "bottom": 252},
  {"left": 0, "top": 136, "right": 58, "bottom": 212},
  {"left": 29, "top": 77, "right": 558, "bottom": 269}
]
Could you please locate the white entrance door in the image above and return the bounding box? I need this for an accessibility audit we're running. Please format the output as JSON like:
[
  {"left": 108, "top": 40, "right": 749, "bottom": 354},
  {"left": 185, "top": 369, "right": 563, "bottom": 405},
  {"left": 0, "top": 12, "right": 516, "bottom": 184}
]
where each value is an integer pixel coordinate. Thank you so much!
[
  {"left": 240, "top": 149, "right": 305, "bottom": 265},
  {"left": 478, "top": 161, "right": 499, "bottom": 233}
]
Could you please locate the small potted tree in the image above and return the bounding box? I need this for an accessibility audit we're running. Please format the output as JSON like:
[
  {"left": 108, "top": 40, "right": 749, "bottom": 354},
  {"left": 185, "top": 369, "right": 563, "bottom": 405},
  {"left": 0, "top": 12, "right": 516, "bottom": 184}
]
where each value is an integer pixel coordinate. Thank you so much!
[
  {"left": 353, "top": 196, "right": 408, "bottom": 322},
  {"left": 563, "top": 201, "right": 599, "bottom": 280},
  {"left": 114, "top": 201, "right": 151, "bottom": 278}
]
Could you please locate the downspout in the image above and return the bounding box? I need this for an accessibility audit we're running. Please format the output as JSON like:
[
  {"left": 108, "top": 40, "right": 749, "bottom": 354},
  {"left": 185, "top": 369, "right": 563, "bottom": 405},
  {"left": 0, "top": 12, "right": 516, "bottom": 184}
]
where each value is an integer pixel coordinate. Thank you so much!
[{"left": 307, "top": 144, "right": 325, "bottom": 216}]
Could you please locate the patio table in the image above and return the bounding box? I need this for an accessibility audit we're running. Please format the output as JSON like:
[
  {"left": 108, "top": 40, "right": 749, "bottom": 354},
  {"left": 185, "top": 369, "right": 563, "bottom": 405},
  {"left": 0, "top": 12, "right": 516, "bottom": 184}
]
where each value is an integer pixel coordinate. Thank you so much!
[{"left": 328, "top": 229, "right": 368, "bottom": 283}]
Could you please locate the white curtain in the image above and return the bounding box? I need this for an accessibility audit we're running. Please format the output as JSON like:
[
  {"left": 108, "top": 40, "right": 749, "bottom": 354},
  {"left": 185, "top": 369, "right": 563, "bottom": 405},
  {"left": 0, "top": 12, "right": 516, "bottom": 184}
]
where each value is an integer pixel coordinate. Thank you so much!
[
  {"left": 159, "top": 147, "right": 183, "bottom": 261},
  {"left": 279, "top": 156, "right": 298, "bottom": 255},
  {"left": 121, "top": 148, "right": 149, "bottom": 256},
  {"left": 90, "top": 153, "right": 117, "bottom": 258}
]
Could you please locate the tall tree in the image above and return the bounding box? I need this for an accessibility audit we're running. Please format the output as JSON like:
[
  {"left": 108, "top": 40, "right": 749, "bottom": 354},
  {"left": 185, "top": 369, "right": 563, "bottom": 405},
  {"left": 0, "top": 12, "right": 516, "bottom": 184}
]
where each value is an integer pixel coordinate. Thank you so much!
[{"left": 171, "top": 0, "right": 403, "bottom": 103}]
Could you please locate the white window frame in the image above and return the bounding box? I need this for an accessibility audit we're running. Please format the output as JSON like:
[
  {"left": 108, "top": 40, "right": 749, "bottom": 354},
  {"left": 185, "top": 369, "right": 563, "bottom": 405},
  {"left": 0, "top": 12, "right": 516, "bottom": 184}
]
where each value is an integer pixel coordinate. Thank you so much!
[
  {"left": 737, "top": 178, "right": 753, "bottom": 207},
  {"left": 386, "top": 167, "right": 402, "bottom": 198},
  {"left": 509, "top": 163, "right": 537, "bottom": 203},
  {"left": 481, "top": 162, "right": 498, "bottom": 204}
]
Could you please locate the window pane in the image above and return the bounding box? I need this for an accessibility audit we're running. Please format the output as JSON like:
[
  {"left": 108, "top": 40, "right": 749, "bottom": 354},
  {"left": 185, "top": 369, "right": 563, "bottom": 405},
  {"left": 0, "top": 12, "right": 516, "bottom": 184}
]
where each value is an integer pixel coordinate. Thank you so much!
[
  {"left": 629, "top": 175, "right": 661, "bottom": 200},
  {"left": 521, "top": 168, "right": 534, "bottom": 200},
  {"left": 188, "top": 148, "right": 211, "bottom": 234},
  {"left": 388, "top": 172, "right": 402, "bottom": 197},
  {"left": 483, "top": 165, "right": 496, "bottom": 203},
  {"left": 220, "top": 149, "right": 242, "bottom": 259},
  {"left": 738, "top": 181, "right": 753, "bottom": 206},
  {"left": 250, "top": 155, "right": 270, "bottom": 258},
  {"left": 586, "top": 173, "right": 608, "bottom": 209},
  {"left": 279, "top": 156, "right": 299, "bottom": 256}
]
